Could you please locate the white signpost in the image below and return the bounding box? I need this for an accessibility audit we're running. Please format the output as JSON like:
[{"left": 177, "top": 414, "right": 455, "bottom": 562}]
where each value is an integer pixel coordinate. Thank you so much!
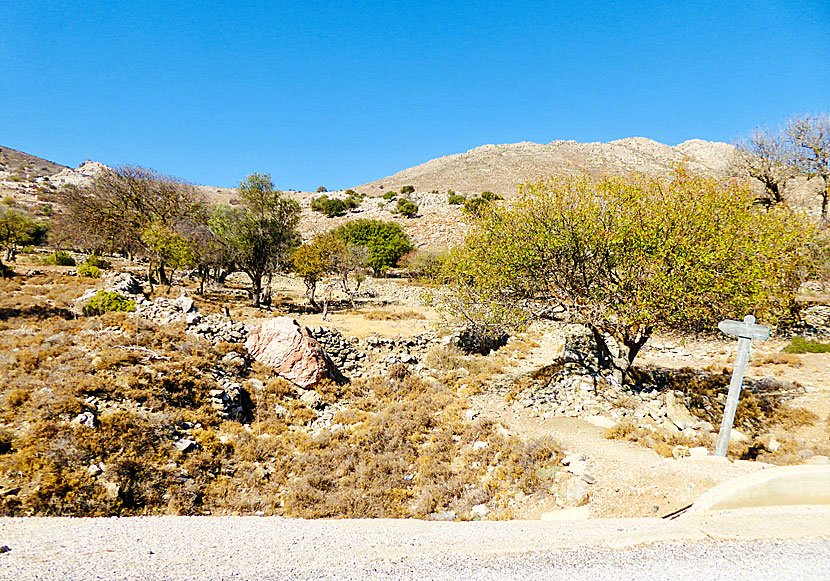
[{"left": 715, "top": 315, "right": 771, "bottom": 457}]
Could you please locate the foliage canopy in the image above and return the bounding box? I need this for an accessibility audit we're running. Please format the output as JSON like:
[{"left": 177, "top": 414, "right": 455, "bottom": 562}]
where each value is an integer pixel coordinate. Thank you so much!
[{"left": 439, "top": 169, "right": 813, "bottom": 377}]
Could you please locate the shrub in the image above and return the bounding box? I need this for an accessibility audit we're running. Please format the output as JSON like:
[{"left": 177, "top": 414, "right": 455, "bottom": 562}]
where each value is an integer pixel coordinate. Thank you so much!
[
  {"left": 400, "top": 185, "right": 415, "bottom": 195},
  {"left": 382, "top": 191, "right": 397, "bottom": 201},
  {"left": 43, "top": 251, "right": 76, "bottom": 266},
  {"left": 77, "top": 264, "right": 101, "bottom": 278},
  {"left": 480, "top": 191, "right": 501, "bottom": 201},
  {"left": 317, "top": 186, "right": 327, "bottom": 193},
  {"left": 1, "top": 197, "right": 15, "bottom": 206},
  {"left": 396, "top": 198, "right": 418, "bottom": 218},
  {"left": 85, "top": 254, "right": 111, "bottom": 269},
  {"left": 448, "top": 193, "right": 466, "bottom": 205},
  {"left": 783, "top": 336, "right": 830, "bottom": 354},
  {"left": 311, "top": 195, "right": 359, "bottom": 218},
  {"left": 83, "top": 291, "right": 136, "bottom": 316},
  {"left": 441, "top": 169, "right": 814, "bottom": 379}
]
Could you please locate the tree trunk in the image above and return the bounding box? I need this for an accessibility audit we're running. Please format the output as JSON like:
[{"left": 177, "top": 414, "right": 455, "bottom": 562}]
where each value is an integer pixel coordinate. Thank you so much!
[
  {"left": 250, "top": 271, "right": 262, "bottom": 307},
  {"left": 158, "top": 263, "right": 170, "bottom": 287},
  {"left": 589, "top": 325, "right": 652, "bottom": 383}
]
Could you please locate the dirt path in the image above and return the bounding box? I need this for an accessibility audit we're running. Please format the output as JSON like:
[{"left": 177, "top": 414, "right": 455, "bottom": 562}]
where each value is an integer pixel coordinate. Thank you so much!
[{"left": 472, "top": 325, "right": 769, "bottom": 518}]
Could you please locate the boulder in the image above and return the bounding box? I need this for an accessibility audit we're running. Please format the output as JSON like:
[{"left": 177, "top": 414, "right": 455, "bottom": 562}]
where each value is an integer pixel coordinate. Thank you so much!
[{"left": 245, "top": 317, "right": 335, "bottom": 388}]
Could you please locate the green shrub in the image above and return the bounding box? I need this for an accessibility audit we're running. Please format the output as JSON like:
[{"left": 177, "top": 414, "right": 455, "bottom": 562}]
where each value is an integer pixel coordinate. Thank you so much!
[
  {"left": 77, "top": 264, "right": 101, "bottom": 278},
  {"left": 83, "top": 291, "right": 136, "bottom": 316},
  {"left": 317, "top": 186, "right": 327, "bottom": 193},
  {"left": 85, "top": 254, "right": 111, "bottom": 269},
  {"left": 401, "top": 185, "right": 415, "bottom": 195},
  {"left": 396, "top": 198, "right": 418, "bottom": 218},
  {"left": 480, "top": 191, "right": 501, "bottom": 201},
  {"left": 382, "top": 191, "right": 398, "bottom": 201},
  {"left": 448, "top": 193, "right": 466, "bottom": 205},
  {"left": 43, "top": 251, "right": 76, "bottom": 266},
  {"left": 1, "top": 197, "right": 15, "bottom": 206},
  {"left": 311, "top": 195, "right": 359, "bottom": 218},
  {"left": 783, "top": 336, "right": 830, "bottom": 354}
]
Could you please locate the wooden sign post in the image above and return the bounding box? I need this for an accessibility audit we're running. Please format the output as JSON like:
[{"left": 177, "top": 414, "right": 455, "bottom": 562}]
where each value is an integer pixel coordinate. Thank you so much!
[{"left": 715, "top": 315, "right": 770, "bottom": 457}]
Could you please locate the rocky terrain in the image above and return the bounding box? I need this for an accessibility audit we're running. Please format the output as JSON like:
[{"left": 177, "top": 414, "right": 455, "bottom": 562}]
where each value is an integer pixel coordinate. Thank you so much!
[{"left": 356, "top": 137, "right": 739, "bottom": 198}]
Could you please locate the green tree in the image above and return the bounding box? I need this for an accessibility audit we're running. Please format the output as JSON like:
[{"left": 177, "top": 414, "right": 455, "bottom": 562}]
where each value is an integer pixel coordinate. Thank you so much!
[
  {"left": 210, "top": 174, "right": 300, "bottom": 307},
  {"left": 292, "top": 233, "right": 338, "bottom": 306},
  {"left": 439, "top": 170, "right": 813, "bottom": 380},
  {"left": 333, "top": 219, "right": 413, "bottom": 276},
  {"left": 140, "top": 222, "right": 196, "bottom": 290},
  {"left": 0, "top": 207, "right": 46, "bottom": 265},
  {"left": 400, "top": 185, "right": 415, "bottom": 195}
]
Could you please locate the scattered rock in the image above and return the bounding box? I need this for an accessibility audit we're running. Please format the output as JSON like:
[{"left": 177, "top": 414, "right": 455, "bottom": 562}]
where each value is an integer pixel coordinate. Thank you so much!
[{"left": 173, "top": 438, "right": 197, "bottom": 453}]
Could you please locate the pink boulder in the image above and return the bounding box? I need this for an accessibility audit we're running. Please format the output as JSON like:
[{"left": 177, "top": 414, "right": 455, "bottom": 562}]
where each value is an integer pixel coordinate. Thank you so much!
[{"left": 244, "top": 317, "right": 334, "bottom": 388}]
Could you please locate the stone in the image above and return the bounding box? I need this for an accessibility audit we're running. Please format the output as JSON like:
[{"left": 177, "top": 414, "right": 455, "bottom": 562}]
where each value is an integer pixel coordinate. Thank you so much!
[
  {"left": 730, "top": 429, "right": 750, "bottom": 444},
  {"left": 72, "top": 411, "right": 96, "bottom": 428},
  {"left": 565, "top": 478, "right": 591, "bottom": 506},
  {"left": 300, "top": 390, "right": 324, "bottom": 409},
  {"left": 102, "top": 481, "right": 120, "bottom": 500},
  {"left": 221, "top": 351, "right": 246, "bottom": 370},
  {"left": 805, "top": 455, "right": 830, "bottom": 465},
  {"left": 689, "top": 446, "right": 711, "bottom": 458},
  {"left": 472, "top": 441, "right": 489, "bottom": 451},
  {"left": 768, "top": 436, "right": 782, "bottom": 452},
  {"left": 245, "top": 317, "right": 335, "bottom": 388},
  {"left": 471, "top": 503, "right": 489, "bottom": 518},
  {"left": 672, "top": 445, "right": 691, "bottom": 459},
  {"left": 465, "top": 409, "right": 479, "bottom": 421},
  {"left": 87, "top": 463, "right": 103, "bottom": 477},
  {"left": 173, "top": 438, "right": 197, "bottom": 453},
  {"left": 175, "top": 296, "right": 195, "bottom": 313},
  {"left": 665, "top": 392, "right": 697, "bottom": 430}
]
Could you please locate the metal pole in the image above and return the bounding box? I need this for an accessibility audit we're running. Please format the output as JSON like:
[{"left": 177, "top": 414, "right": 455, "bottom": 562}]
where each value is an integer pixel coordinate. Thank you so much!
[{"left": 715, "top": 335, "right": 751, "bottom": 456}]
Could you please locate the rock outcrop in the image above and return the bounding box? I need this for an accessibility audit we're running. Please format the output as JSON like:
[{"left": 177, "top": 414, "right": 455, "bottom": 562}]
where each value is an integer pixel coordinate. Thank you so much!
[{"left": 245, "top": 318, "right": 335, "bottom": 388}]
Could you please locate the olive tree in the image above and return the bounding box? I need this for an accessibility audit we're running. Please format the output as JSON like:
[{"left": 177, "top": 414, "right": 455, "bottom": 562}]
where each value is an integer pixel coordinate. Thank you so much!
[
  {"left": 735, "top": 128, "right": 796, "bottom": 207},
  {"left": 57, "top": 166, "right": 203, "bottom": 284},
  {"left": 788, "top": 113, "right": 830, "bottom": 221},
  {"left": 439, "top": 169, "right": 813, "bottom": 380},
  {"left": 210, "top": 174, "right": 300, "bottom": 307}
]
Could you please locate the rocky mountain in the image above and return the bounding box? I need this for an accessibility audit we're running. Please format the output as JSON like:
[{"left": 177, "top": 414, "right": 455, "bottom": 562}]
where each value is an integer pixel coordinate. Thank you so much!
[{"left": 357, "top": 137, "right": 738, "bottom": 198}]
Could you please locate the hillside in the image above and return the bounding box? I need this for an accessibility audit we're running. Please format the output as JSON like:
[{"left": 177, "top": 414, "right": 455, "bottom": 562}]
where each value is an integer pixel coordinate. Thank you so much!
[{"left": 356, "top": 138, "right": 738, "bottom": 198}]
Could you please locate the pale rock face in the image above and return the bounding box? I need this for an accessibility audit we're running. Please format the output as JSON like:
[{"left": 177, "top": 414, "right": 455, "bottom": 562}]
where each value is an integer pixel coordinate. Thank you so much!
[{"left": 245, "top": 317, "right": 335, "bottom": 388}]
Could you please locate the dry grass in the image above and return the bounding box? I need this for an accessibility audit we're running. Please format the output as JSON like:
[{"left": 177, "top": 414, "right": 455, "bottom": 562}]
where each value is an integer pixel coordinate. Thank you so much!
[
  {"left": 0, "top": 272, "right": 562, "bottom": 519},
  {"left": 356, "top": 308, "right": 426, "bottom": 321}
]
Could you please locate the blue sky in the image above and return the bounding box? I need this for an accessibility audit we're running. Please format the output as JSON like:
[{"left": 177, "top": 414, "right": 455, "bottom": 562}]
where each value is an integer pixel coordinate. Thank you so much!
[{"left": 1, "top": 1, "right": 827, "bottom": 190}]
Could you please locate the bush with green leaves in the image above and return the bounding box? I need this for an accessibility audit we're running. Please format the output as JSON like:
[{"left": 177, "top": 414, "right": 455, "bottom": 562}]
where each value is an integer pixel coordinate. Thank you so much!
[
  {"left": 85, "top": 254, "right": 111, "bottom": 269},
  {"left": 83, "top": 291, "right": 136, "bottom": 316},
  {"left": 396, "top": 198, "right": 418, "bottom": 218},
  {"left": 400, "top": 185, "right": 415, "bottom": 195},
  {"left": 439, "top": 169, "right": 814, "bottom": 379},
  {"left": 311, "top": 194, "right": 359, "bottom": 218},
  {"left": 77, "top": 264, "right": 101, "bottom": 278},
  {"left": 448, "top": 193, "right": 466, "bottom": 205},
  {"left": 333, "top": 219, "right": 413, "bottom": 275},
  {"left": 42, "top": 251, "right": 76, "bottom": 266},
  {"left": 382, "top": 191, "right": 398, "bottom": 201}
]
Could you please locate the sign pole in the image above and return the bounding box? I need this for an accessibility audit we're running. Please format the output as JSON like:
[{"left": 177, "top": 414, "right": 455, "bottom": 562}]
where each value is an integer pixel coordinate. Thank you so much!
[{"left": 714, "top": 315, "right": 770, "bottom": 457}]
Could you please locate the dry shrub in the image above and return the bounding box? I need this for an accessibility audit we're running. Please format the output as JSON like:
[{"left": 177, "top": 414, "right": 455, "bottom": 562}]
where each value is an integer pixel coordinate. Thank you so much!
[
  {"left": 360, "top": 309, "right": 426, "bottom": 321},
  {"left": 758, "top": 353, "right": 803, "bottom": 366},
  {"left": 605, "top": 420, "right": 704, "bottom": 457}
]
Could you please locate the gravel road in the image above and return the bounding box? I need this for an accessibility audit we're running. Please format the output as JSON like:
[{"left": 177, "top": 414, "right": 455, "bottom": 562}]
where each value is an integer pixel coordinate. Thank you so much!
[{"left": 2, "top": 507, "right": 829, "bottom": 580}]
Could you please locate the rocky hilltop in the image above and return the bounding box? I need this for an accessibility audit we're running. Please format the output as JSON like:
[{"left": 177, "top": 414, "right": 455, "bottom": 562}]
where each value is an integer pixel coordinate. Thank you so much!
[{"left": 357, "top": 137, "right": 738, "bottom": 198}]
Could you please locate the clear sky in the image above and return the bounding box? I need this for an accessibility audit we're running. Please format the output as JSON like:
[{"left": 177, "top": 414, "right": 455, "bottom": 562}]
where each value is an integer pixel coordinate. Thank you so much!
[{"left": 1, "top": 1, "right": 827, "bottom": 191}]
